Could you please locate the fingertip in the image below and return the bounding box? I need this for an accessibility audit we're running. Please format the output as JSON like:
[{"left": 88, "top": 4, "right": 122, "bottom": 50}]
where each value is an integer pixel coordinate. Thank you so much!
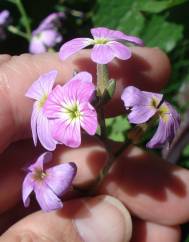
[
  {"left": 131, "top": 218, "right": 181, "bottom": 242},
  {"left": 130, "top": 47, "right": 171, "bottom": 91},
  {"left": 0, "top": 195, "right": 132, "bottom": 242}
]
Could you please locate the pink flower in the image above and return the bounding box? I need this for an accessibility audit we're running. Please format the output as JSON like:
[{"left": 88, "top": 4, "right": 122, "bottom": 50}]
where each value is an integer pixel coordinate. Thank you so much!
[
  {"left": 22, "top": 152, "right": 77, "bottom": 212},
  {"left": 44, "top": 72, "right": 98, "bottom": 148},
  {"left": 25, "top": 70, "right": 57, "bottom": 151},
  {"left": 59, "top": 27, "right": 144, "bottom": 64},
  {"left": 29, "top": 12, "right": 64, "bottom": 54},
  {"left": 121, "top": 86, "right": 180, "bottom": 148}
]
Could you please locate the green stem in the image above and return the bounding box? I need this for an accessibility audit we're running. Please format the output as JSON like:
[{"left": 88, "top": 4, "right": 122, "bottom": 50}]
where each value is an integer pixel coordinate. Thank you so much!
[
  {"left": 8, "top": 25, "right": 29, "bottom": 39},
  {"left": 98, "top": 106, "right": 107, "bottom": 141},
  {"left": 90, "top": 140, "right": 130, "bottom": 194},
  {"left": 96, "top": 64, "right": 109, "bottom": 96},
  {"left": 12, "top": 0, "right": 32, "bottom": 40}
]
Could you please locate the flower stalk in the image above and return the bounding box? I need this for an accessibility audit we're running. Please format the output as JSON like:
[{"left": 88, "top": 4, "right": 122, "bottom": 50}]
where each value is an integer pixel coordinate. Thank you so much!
[
  {"left": 96, "top": 64, "right": 109, "bottom": 96},
  {"left": 9, "top": 0, "right": 31, "bottom": 40}
]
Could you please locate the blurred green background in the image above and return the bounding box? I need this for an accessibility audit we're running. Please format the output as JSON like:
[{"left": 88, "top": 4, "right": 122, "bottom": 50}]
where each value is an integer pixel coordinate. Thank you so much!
[{"left": 0, "top": 0, "right": 189, "bottom": 240}]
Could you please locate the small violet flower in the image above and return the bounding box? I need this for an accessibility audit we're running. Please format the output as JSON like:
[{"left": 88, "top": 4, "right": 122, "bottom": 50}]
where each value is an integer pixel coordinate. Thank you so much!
[
  {"left": 25, "top": 70, "right": 57, "bottom": 151},
  {"left": 44, "top": 72, "right": 98, "bottom": 148},
  {"left": 29, "top": 12, "right": 64, "bottom": 54},
  {"left": 121, "top": 86, "right": 180, "bottom": 148},
  {"left": 59, "top": 27, "right": 144, "bottom": 64},
  {"left": 22, "top": 152, "right": 77, "bottom": 212},
  {"left": 0, "top": 10, "right": 11, "bottom": 40}
]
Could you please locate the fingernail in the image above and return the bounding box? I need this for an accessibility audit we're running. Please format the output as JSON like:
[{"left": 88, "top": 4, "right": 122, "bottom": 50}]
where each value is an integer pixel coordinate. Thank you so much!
[{"left": 74, "top": 195, "right": 132, "bottom": 242}]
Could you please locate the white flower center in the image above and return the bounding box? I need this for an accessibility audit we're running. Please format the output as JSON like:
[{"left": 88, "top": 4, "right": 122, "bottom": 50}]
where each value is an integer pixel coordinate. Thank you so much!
[{"left": 62, "top": 101, "right": 83, "bottom": 121}]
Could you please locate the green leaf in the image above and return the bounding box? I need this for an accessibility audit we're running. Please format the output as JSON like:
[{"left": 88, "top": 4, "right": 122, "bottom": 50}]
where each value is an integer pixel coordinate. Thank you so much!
[
  {"left": 142, "top": 15, "right": 183, "bottom": 52},
  {"left": 93, "top": 0, "right": 145, "bottom": 36},
  {"left": 117, "top": 9, "right": 145, "bottom": 36},
  {"left": 93, "top": 0, "right": 184, "bottom": 52},
  {"left": 138, "top": 0, "right": 188, "bottom": 13},
  {"left": 106, "top": 115, "right": 131, "bottom": 142}
]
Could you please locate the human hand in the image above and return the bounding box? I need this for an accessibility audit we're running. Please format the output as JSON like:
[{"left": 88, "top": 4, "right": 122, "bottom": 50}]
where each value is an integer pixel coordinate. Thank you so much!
[{"left": 0, "top": 48, "right": 186, "bottom": 242}]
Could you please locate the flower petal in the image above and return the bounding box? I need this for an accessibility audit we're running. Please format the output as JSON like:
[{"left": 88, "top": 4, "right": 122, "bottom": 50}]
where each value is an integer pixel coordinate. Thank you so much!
[
  {"left": 29, "top": 36, "right": 46, "bottom": 54},
  {"left": 91, "top": 44, "right": 114, "bottom": 64},
  {"left": 59, "top": 38, "right": 92, "bottom": 60},
  {"left": 26, "top": 70, "right": 57, "bottom": 100},
  {"left": 62, "top": 78, "right": 95, "bottom": 103},
  {"left": 40, "top": 29, "right": 62, "bottom": 46},
  {"left": 34, "top": 182, "right": 63, "bottom": 212},
  {"left": 165, "top": 102, "right": 180, "bottom": 133},
  {"left": 108, "top": 41, "right": 131, "bottom": 60},
  {"left": 91, "top": 27, "right": 112, "bottom": 39},
  {"left": 52, "top": 119, "right": 81, "bottom": 148},
  {"left": 22, "top": 173, "right": 34, "bottom": 207},
  {"left": 121, "top": 86, "right": 148, "bottom": 107},
  {"left": 43, "top": 85, "right": 64, "bottom": 119},
  {"left": 128, "top": 105, "right": 156, "bottom": 124},
  {"left": 31, "top": 103, "right": 38, "bottom": 146},
  {"left": 45, "top": 162, "right": 77, "bottom": 196},
  {"left": 28, "top": 152, "right": 52, "bottom": 171},
  {"left": 71, "top": 71, "right": 92, "bottom": 83},
  {"left": 80, "top": 103, "right": 98, "bottom": 135},
  {"left": 44, "top": 76, "right": 95, "bottom": 119},
  {"left": 91, "top": 27, "right": 144, "bottom": 45},
  {"left": 37, "top": 12, "right": 65, "bottom": 31},
  {"left": 147, "top": 118, "right": 168, "bottom": 148},
  {"left": 37, "top": 111, "right": 57, "bottom": 151},
  {"left": 121, "top": 86, "right": 163, "bottom": 108}
]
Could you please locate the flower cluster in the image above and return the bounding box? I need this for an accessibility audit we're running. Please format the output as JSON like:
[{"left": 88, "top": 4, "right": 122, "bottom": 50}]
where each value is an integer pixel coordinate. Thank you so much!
[
  {"left": 26, "top": 71, "right": 97, "bottom": 150},
  {"left": 29, "top": 12, "right": 64, "bottom": 54},
  {"left": 121, "top": 86, "right": 180, "bottom": 148},
  {"left": 23, "top": 26, "right": 180, "bottom": 212}
]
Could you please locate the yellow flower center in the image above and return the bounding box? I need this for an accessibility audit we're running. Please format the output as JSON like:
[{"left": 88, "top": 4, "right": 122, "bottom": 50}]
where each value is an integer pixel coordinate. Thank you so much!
[
  {"left": 38, "top": 94, "right": 48, "bottom": 108},
  {"left": 94, "top": 38, "right": 108, "bottom": 45},
  {"left": 150, "top": 97, "right": 170, "bottom": 123},
  {"left": 33, "top": 168, "right": 47, "bottom": 181},
  {"left": 150, "top": 97, "right": 160, "bottom": 108},
  {"left": 158, "top": 103, "right": 170, "bottom": 122}
]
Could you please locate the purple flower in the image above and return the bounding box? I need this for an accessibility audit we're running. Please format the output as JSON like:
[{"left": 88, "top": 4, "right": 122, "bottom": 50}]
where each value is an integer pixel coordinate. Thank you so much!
[
  {"left": 29, "top": 12, "right": 64, "bottom": 54},
  {"left": 0, "top": 10, "right": 10, "bottom": 25},
  {"left": 59, "top": 27, "right": 144, "bottom": 64},
  {"left": 121, "top": 86, "right": 180, "bottom": 148},
  {"left": 29, "top": 29, "right": 62, "bottom": 54},
  {"left": 0, "top": 10, "right": 11, "bottom": 40},
  {"left": 44, "top": 72, "right": 98, "bottom": 148},
  {"left": 37, "top": 12, "right": 65, "bottom": 31},
  {"left": 22, "top": 152, "right": 77, "bottom": 212},
  {"left": 25, "top": 70, "right": 57, "bottom": 151}
]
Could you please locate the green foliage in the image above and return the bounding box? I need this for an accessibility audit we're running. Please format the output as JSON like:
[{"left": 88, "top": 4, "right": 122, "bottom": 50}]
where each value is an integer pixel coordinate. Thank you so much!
[
  {"left": 106, "top": 115, "right": 131, "bottom": 142},
  {"left": 138, "top": 0, "right": 188, "bottom": 13},
  {"left": 93, "top": 0, "right": 185, "bottom": 52},
  {"left": 142, "top": 15, "right": 183, "bottom": 51}
]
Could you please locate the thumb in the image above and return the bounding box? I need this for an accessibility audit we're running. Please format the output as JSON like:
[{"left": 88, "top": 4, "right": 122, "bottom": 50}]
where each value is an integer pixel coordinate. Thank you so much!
[{"left": 0, "top": 195, "right": 132, "bottom": 242}]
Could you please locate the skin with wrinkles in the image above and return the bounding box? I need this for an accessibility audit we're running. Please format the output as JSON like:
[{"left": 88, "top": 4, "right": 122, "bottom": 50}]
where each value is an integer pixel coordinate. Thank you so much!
[{"left": 0, "top": 48, "right": 186, "bottom": 242}]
